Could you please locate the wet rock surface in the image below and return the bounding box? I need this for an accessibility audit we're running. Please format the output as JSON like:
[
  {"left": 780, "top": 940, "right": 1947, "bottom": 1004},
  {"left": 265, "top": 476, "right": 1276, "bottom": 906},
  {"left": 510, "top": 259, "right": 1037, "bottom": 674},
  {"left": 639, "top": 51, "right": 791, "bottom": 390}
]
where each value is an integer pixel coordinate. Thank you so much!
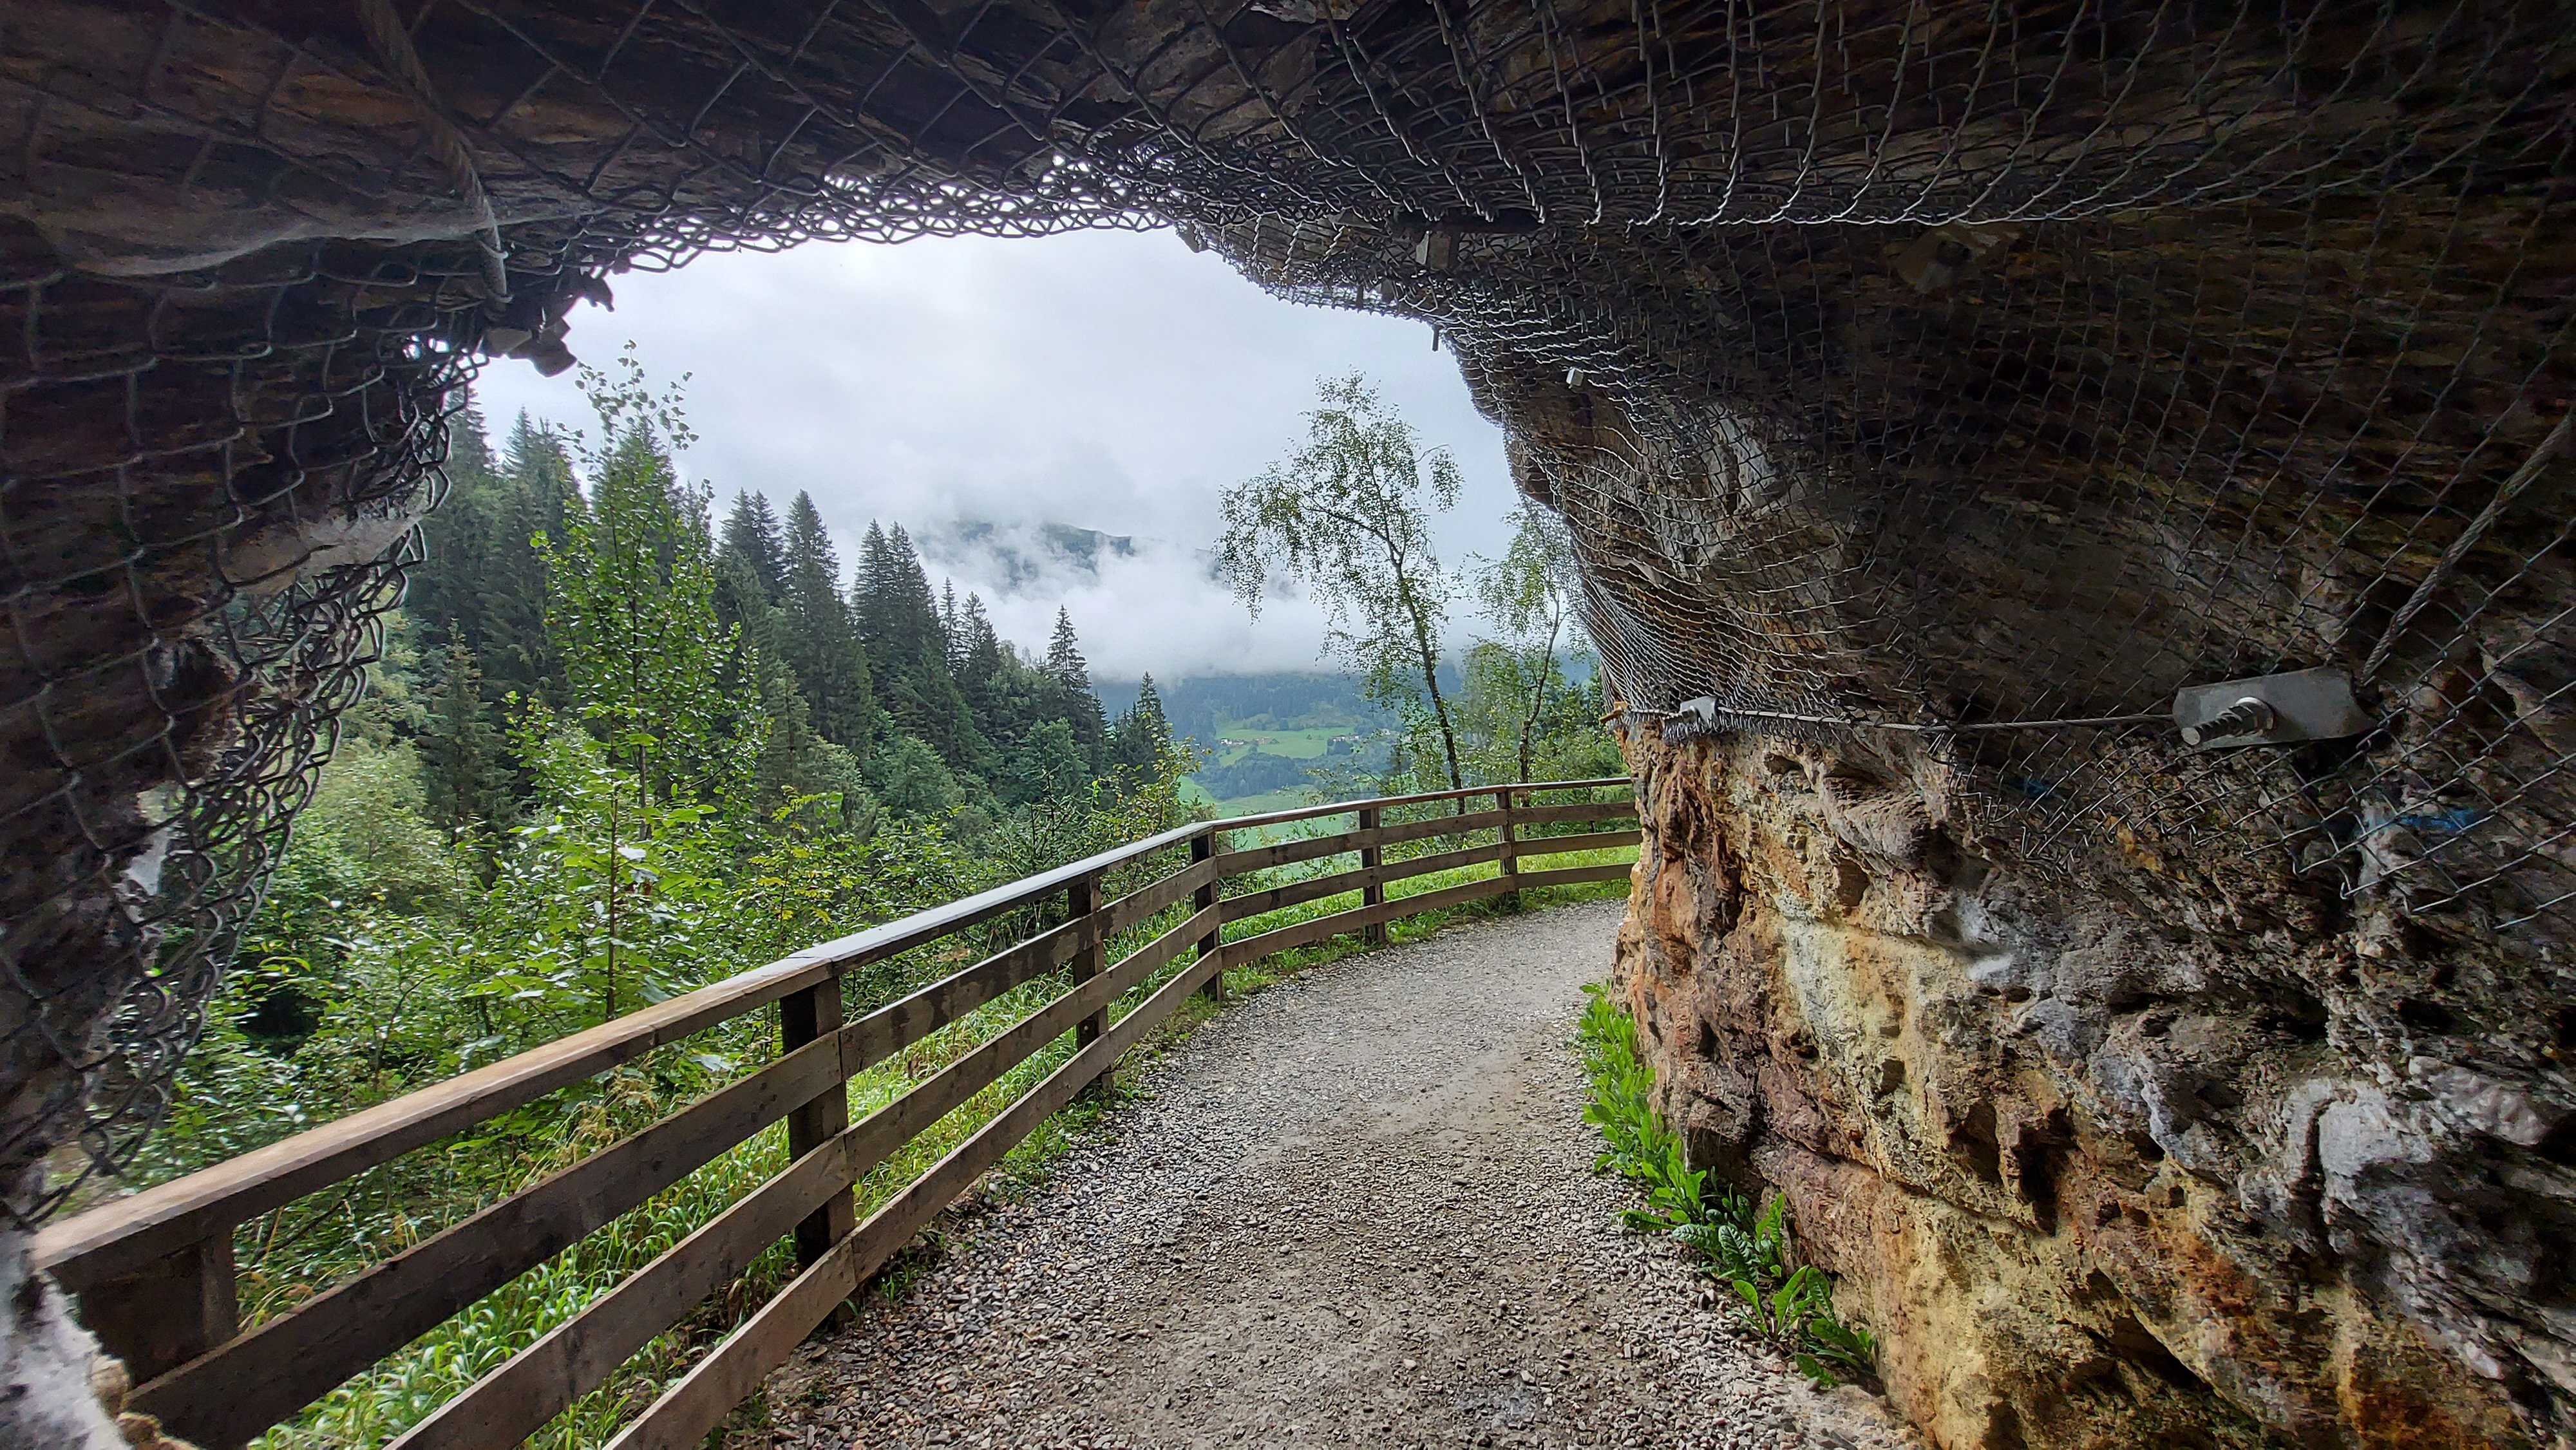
[
  {"left": 1615, "top": 726, "right": 2571, "bottom": 1450},
  {"left": 764, "top": 901, "right": 1912, "bottom": 1449}
]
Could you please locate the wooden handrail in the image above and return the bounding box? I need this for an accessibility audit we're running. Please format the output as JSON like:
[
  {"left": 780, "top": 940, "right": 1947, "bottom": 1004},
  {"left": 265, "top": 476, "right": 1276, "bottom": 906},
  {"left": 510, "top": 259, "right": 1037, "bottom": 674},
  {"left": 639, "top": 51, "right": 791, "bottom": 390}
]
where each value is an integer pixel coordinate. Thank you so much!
[
  {"left": 48, "top": 778, "right": 1638, "bottom": 1449},
  {"left": 34, "top": 818, "right": 1208, "bottom": 1285},
  {"left": 1211, "top": 774, "right": 1631, "bottom": 831}
]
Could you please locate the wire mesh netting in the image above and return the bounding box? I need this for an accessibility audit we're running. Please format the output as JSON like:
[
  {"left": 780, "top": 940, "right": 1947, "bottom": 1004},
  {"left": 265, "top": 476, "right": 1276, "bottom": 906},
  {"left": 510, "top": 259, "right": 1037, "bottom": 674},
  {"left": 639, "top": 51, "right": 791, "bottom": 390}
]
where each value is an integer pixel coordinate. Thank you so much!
[{"left": 2, "top": 0, "right": 2570, "bottom": 1231}]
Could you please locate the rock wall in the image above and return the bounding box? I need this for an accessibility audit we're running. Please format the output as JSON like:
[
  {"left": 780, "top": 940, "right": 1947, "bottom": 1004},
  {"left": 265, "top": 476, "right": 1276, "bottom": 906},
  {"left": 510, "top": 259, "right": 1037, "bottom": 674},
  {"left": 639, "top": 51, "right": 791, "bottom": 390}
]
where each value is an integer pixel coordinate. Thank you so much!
[
  {"left": 1611, "top": 719, "right": 2573, "bottom": 1450},
  {"left": 7, "top": 3, "right": 2574, "bottom": 1445}
]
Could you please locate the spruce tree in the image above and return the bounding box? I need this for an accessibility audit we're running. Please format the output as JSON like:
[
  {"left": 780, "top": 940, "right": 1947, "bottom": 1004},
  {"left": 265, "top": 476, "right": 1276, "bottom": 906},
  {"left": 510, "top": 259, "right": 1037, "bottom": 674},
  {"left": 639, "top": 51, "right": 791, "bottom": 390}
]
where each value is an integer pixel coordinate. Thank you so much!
[
  {"left": 753, "top": 657, "right": 876, "bottom": 831},
  {"left": 953, "top": 592, "right": 1010, "bottom": 724},
  {"left": 1043, "top": 608, "right": 1110, "bottom": 767},
  {"left": 539, "top": 422, "right": 741, "bottom": 803},
  {"left": 486, "top": 413, "right": 580, "bottom": 706},
  {"left": 411, "top": 397, "right": 503, "bottom": 663},
  {"left": 422, "top": 643, "right": 511, "bottom": 845},
  {"left": 721, "top": 489, "right": 788, "bottom": 602},
  {"left": 409, "top": 404, "right": 577, "bottom": 711},
  {"left": 779, "top": 492, "right": 875, "bottom": 751},
  {"left": 857, "top": 523, "right": 984, "bottom": 772},
  {"left": 1110, "top": 672, "right": 1175, "bottom": 777}
]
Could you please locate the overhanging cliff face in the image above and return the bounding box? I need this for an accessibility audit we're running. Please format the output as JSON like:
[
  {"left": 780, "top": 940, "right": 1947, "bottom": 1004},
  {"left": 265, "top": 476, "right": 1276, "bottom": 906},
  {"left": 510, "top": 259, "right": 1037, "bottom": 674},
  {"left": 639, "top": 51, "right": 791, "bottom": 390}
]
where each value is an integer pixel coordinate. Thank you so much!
[
  {"left": 5, "top": 3, "right": 2575, "bottom": 1448},
  {"left": 1609, "top": 719, "right": 2569, "bottom": 1450}
]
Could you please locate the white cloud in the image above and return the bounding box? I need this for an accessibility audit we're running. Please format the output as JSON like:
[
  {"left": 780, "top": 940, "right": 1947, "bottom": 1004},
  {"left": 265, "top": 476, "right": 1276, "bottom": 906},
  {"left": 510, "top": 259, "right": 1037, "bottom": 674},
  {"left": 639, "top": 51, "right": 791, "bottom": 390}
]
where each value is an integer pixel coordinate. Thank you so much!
[{"left": 469, "top": 228, "right": 1513, "bottom": 677}]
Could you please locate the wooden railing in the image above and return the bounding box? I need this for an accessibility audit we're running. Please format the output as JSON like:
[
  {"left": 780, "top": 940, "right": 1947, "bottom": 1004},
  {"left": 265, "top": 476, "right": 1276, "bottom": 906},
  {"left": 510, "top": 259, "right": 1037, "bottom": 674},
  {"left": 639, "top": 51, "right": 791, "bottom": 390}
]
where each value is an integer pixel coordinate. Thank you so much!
[{"left": 40, "top": 778, "right": 1639, "bottom": 1450}]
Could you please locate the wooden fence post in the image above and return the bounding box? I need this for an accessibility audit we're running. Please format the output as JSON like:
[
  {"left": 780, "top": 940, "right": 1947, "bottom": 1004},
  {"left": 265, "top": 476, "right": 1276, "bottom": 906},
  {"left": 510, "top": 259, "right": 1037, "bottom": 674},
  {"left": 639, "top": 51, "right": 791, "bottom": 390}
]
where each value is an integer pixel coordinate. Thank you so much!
[
  {"left": 1358, "top": 805, "right": 1387, "bottom": 946},
  {"left": 780, "top": 974, "right": 855, "bottom": 1330},
  {"left": 1497, "top": 787, "right": 1522, "bottom": 907},
  {"left": 1190, "top": 833, "right": 1226, "bottom": 1002},
  {"left": 67, "top": 1232, "right": 238, "bottom": 1389},
  {"left": 1068, "top": 869, "right": 1110, "bottom": 1096}
]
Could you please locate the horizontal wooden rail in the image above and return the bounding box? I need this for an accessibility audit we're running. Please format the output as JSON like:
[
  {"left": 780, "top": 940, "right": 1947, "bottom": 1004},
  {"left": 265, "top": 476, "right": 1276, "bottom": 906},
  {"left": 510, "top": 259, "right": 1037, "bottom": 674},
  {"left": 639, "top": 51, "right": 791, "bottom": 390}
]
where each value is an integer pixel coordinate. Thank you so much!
[
  {"left": 37, "top": 822, "right": 1209, "bottom": 1289},
  {"left": 50, "top": 779, "right": 1637, "bottom": 1449}
]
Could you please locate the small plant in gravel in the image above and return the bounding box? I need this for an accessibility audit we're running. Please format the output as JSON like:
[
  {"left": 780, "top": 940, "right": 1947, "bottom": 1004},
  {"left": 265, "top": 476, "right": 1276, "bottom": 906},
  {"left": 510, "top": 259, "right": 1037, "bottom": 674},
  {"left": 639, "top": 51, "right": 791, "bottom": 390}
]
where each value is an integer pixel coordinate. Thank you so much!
[{"left": 1577, "top": 985, "right": 1879, "bottom": 1389}]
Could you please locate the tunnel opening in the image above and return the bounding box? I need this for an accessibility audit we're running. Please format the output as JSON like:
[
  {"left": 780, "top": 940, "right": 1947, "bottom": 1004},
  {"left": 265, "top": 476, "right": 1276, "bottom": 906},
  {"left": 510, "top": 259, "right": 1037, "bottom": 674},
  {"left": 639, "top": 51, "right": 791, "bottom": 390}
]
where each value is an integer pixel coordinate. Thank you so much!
[{"left": 6, "top": 3, "right": 2576, "bottom": 1448}]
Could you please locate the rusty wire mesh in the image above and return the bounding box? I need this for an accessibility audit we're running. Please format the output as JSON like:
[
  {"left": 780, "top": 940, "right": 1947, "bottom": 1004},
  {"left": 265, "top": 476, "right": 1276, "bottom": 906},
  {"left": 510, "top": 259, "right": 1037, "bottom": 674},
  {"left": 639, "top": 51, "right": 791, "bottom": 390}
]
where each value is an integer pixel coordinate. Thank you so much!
[{"left": 3, "top": 0, "right": 2571, "bottom": 1219}]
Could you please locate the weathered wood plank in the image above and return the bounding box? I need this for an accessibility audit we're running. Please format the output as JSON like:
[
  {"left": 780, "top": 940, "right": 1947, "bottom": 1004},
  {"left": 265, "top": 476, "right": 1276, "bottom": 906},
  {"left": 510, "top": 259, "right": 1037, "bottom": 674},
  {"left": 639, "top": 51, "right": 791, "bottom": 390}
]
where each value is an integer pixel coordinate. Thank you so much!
[
  {"left": 1510, "top": 862, "right": 1636, "bottom": 889},
  {"left": 1218, "top": 862, "right": 1374, "bottom": 923},
  {"left": 1099, "top": 854, "right": 1216, "bottom": 937},
  {"left": 835, "top": 918, "right": 1081, "bottom": 1071},
  {"left": 1207, "top": 829, "right": 1361, "bottom": 877},
  {"left": 393, "top": 905, "right": 1222, "bottom": 1450},
  {"left": 41, "top": 820, "right": 1215, "bottom": 1285},
  {"left": 131, "top": 1033, "right": 851, "bottom": 1449},
  {"left": 1213, "top": 775, "right": 1629, "bottom": 832},
  {"left": 75, "top": 1234, "right": 235, "bottom": 1386},
  {"left": 781, "top": 977, "right": 853, "bottom": 1323},
  {"left": 1209, "top": 807, "right": 1508, "bottom": 876},
  {"left": 1216, "top": 874, "right": 1515, "bottom": 969},
  {"left": 1217, "top": 840, "right": 1508, "bottom": 925},
  {"left": 384, "top": 1135, "right": 857, "bottom": 1450},
  {"left": 1189, "top": 835, "right": 1224, "bottom": 1003},
  {"left": 1510, "top": 799, "right": 1638, "bottom": 827},
  {"left": 604, "top": 928, "right": 1227, "bottom": 1450},
  {"left": 1358, "top": 805, "right": 1387, "bottom": 947},
  {"left": 1378, "top": 840, "right": 1510, "bottom": 888},
  {"left": 1508, "top": 829, "right": 1642, "bottom": 857},
  {"left": 1068, "top": 872, "right": 1107, "bottom": 1094}
]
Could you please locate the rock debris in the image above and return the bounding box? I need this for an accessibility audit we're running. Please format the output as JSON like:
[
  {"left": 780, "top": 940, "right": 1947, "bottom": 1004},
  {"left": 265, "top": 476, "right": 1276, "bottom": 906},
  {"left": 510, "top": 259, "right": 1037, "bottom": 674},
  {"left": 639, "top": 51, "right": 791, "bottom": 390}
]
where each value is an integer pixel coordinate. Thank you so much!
[{"left": 760, "top": 901, "right": 1913, "bottom": 1450}]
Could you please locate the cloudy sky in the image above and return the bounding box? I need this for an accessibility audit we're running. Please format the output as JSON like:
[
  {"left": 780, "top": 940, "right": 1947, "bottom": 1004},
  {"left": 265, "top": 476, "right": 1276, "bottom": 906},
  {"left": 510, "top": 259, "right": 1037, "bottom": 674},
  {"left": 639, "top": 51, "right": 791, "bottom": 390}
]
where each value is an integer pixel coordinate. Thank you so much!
[{"left": 471, "top": 228, "right": 1519, "bottom": 680}]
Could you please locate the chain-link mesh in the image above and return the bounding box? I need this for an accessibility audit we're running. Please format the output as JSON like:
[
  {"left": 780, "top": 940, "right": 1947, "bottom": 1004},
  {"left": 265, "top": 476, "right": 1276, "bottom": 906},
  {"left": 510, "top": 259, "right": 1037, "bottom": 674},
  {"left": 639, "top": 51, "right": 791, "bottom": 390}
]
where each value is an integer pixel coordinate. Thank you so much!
[{"left": 3, "top": 0, "right": 2570, "bottom": 1225}]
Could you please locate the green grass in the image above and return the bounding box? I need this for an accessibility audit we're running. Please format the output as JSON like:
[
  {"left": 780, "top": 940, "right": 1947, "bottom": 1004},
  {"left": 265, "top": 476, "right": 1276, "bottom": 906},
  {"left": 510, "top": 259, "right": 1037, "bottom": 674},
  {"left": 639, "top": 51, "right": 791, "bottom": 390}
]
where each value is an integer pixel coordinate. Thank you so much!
[
  {"left": 252, "top": 829, "right": 1636, "bottom": 1450},
  {"left": 1215, "top": 788, "right": 1314, "bottom": 817},
  {"left": 1210, "top": 726, "right": 1345, "bottom": 762}
]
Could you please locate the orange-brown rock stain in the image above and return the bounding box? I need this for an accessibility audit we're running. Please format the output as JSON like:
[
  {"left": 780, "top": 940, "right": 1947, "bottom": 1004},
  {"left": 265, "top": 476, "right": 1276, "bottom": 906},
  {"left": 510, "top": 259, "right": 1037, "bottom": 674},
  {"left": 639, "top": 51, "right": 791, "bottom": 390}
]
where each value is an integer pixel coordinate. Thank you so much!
[{"left": 1608, "top": 721, "right": 2540, "bottom": 1450}]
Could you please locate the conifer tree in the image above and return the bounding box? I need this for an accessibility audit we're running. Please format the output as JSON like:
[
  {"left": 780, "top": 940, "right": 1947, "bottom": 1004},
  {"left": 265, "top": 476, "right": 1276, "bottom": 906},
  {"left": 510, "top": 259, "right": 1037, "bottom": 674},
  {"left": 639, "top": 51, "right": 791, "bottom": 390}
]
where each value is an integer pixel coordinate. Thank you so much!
[
  {"left": 721, "top": 489, "right": 788, "bottom": 602},
  {"left": 1110, "top": 673, "right": 1175, "bottom": 777},
  {"left": 952, "top": 592, "right": 1010, "bottom": 723},
  {"left": 422, "top": 643, "right": 511, "bottom": 845},
  {"left": 1007, "top": 718, "right": 1090, "bottom": 804},
  {"left": 753, "top": 657, "right": 876, "bottom": 831},
  {"left": 412, "top": 399, "right": 502, "bottom": 659},
  {"left": 1043, "top": 608, "right": 1110, "bottom": 765},
  {"left": 779, "top": 492, "right": 874, "bottom": 751},
  {"left": 857, "top": 523, "right": 983, "bottom": 771},
  {"left": 487, "top": 413, "right": 580, "bottom": 705},
  {"left": 540, "top": 419, "right": 741, "bottom": 803},
  {"left": 410, "top": 404, "right": 577, "bottom": 711}
]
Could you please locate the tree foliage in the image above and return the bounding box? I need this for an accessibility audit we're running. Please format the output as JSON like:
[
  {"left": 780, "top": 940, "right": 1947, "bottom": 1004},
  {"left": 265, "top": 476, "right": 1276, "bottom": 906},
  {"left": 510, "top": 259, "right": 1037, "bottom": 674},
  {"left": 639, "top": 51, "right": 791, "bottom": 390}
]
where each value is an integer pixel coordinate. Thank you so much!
[{"left": 1219, "top": 373, "right": 1467, "bottom": 793}]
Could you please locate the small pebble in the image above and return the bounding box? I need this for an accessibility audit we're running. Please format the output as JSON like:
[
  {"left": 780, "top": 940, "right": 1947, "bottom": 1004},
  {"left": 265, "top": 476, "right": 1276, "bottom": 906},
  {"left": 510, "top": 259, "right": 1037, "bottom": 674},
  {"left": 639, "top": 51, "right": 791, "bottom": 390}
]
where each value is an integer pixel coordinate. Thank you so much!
[{"left": 754, "top": 901, "right": 1917, "bottom": 1450}]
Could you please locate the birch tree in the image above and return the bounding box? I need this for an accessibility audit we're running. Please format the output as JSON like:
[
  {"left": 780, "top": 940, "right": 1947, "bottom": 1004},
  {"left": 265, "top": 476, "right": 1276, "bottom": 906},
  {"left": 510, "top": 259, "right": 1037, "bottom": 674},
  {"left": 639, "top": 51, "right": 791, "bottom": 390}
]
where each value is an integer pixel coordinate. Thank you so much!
[{"left": 1219, "top": 373, "right": 1465, "bottom": 793}]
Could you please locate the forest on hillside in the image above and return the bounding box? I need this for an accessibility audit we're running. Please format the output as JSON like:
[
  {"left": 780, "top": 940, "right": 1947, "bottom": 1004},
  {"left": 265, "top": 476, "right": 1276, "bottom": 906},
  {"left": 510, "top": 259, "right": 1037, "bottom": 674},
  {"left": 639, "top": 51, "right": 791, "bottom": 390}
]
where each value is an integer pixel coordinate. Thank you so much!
[
  {"left": 164, "top": 370, "right": 1197, "bottom": 1160},
  {"left": 128, "top": 365, "right": 1620, "bottom": 1448}
]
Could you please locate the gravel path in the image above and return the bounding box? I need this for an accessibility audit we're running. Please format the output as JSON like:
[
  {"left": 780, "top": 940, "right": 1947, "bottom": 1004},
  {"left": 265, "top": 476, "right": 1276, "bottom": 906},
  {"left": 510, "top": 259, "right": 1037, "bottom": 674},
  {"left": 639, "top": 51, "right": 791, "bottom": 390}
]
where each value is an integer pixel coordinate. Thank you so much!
[{"left": 762, "top": 900, "right": 1915, "bottom": 1450}]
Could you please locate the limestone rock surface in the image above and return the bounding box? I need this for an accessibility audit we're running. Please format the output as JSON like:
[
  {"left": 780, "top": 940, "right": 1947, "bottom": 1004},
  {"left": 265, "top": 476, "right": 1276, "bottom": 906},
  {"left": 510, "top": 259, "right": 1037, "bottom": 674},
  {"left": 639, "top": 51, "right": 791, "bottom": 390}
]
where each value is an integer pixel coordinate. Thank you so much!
[{"left": 1613, "top": 719, "right": 2574, "bottom": 1450}]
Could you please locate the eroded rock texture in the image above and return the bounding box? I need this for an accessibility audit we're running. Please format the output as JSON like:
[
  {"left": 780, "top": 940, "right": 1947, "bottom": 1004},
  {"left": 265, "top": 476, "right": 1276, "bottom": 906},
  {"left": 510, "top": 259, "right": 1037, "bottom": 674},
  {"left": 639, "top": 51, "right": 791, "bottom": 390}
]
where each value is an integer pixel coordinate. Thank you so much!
[
  {"left": 6, "top": 3, "right": 2576, "bottom": 1448},
  {"left": 1613, "top": 716, "right": 2573, "bottom": 1450}
]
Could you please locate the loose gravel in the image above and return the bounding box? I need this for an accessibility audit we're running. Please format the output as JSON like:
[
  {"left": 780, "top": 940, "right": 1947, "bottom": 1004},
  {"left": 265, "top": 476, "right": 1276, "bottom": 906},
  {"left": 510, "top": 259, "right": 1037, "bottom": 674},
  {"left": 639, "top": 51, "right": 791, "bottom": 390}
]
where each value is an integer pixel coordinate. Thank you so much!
[{"left": 760, "top": 899, "right": 1916, "bottom": 1450}]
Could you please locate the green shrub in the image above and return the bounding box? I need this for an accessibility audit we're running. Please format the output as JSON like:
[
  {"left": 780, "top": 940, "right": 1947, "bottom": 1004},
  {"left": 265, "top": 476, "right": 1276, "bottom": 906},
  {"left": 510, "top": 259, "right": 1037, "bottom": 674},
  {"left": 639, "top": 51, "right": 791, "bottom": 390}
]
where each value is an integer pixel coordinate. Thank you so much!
[{"left": 1575, "top": 986, "right": 1878, "bottom": 1389}]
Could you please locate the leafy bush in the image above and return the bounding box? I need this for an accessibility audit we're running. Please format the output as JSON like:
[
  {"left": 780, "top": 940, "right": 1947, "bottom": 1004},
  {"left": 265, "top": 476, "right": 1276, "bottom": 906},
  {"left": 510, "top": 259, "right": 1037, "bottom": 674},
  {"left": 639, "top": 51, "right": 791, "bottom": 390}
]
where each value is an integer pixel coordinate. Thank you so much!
[{"left": 1576, "top": 986, "right": 1878, "bottom": 1389}]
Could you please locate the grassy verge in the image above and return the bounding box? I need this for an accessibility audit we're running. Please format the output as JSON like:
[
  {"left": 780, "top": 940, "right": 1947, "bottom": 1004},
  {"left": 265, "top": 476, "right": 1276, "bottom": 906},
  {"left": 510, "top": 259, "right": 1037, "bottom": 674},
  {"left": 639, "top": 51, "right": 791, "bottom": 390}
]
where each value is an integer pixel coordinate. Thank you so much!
[
  {"left": 262, "top": 842, "right": 1631, "bottom": 1449},
  {"left": 1575, "top": 986, "right": 1879, "bottom": 1389}
]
